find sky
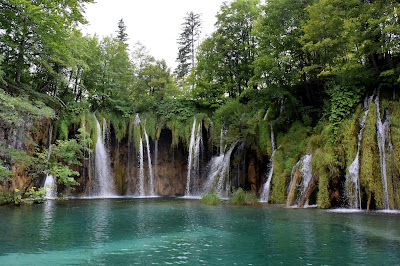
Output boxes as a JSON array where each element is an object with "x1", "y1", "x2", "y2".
[{"x1": 81, "y1": 0, "x2": 232, "y2": 70}]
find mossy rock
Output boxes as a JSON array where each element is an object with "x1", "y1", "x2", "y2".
[{"x1": 359, "y1": 101, "x2": 383, "y2": 209}]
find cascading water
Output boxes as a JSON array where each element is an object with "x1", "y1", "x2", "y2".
[
  {"x1": 185, "y1": 118, "x2": 203, "y2": 196},
  {"x1": 260, "y1": 124, "x2": 276, "y2": 203},
  {"x1": 44, "y1": 175, "x2": 56, "y2": 199},
  {"x1": 286, "y1": 154, "x2": 312, "y2": 206},
  {"x1": 138, "y1": 136, "x2": 145, "y2": 196},
  {"x1": 375, "y1": 95, "x2": 390, "y2": 210},
  {"x1": 44, "y1": 124, "x2": 56, "y2": 199},
  {"x1": 204, "y1": 142, "x2": 237, "y2": 196},
  {"x1": 94, "y1": 114, "x2": 116, "y2": 197},
  {"x1": 346, "y1": 95, "x2": 373, "y2": 209},
  {"x1": 144, "y1": 129, "x2": 155, "y2": 196},
  {"x1": 299, "y1": 154, "x2": 313, "y2": 200}
]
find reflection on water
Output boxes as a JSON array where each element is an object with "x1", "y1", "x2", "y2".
[
  {"x1": 0, "y1": 199, "x2": 399, "y2": 265},
  {"x1": 40, "y1": 200, "x2": 55, "y2": 242}
]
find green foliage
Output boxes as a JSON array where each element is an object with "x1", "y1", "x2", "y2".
[
  {"x1": 201, "y1": 193, "x2": 222, "y2": 205},
  {"x1": 0, "y1": 187, "x2": 45, "y2": 205},
  {"x1": 328, "y1": 85, "x2": 363, "y2": 131},
  {"x1": 0, "y1": 160, "x2": 12, "y2": 181},
  {"x1": 270, "y1": 122, "x2": 311, "y2": 203},
  {"x1": 108, "y1": 112, "x2": 128, "y2": 141},
  {"x1": 257, "y1": 118, "x2": 272, "y2": 157},
  {"x1": 175, "y1": 12, "x2": 202, "y2": 78},
  {"x1": 48, "y1": 128, "x2": 92, "y2": 190},
  {"x1": 229, "y1": 188, "x2": 259, "y2": 205},
  {"x1": 143, "y1": 112, "x2": 157, "y2": 140},
  {"x1": 25, "y1": 187, "x2": 46, "y2": 203},
  {"x1": 213, "y1": 99, "x2": 257, "y2": 147},
  {"x1": 156, "y1": 99, "x2": 196, "y2": 122},
  {"x1": 0, "y1": 89, "x2": 55, "y2": 127},
  {"x1": 336, "y1": 104, "x2": 362, "y2": 168}
]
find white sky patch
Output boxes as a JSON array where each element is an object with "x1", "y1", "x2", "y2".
[{"x1": 81, "y1": 0, "x2": 231, "y2": 70}]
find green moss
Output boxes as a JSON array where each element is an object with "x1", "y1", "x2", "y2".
[
  {"x1": 312, "y1": 147, "x2": 338, "y2": 209},
  {"x1": 128, "y1": 117, "x2": 134, "y2": 140},
  {"x1": 133, "y1": 122, "x2": 141, "y2": 151},
  {"x1": 84, "y1": 110, "x2": 97, "y2": 149},
  {"x1": 337, "y1": 104, "x2": 362, "y2": 169},
  {"x1": 143, "y1": 112, "x2": 157, "y2": 140},
  {"x1": 269, "y1": 122, "x2": 311, "y2": 203},
  {"x1": 257, "y1": 119, "x2": 272, "y2": 157},
  {"x1": 114, "y1": 164, "x2": 125, "y2": 194},
  {"x1": 389, "y1": 100, "x2": 400, "y2": 209},
  {"x1": 109, "y1": 112, "x2": 128, "y2": 141},
  {"x1": 359, "y1": 101, "x2": 383, "y2": 208}
]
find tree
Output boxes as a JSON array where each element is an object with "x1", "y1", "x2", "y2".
[
  {"x1": 0, "y1": 0, "x2": 94, "y2": 90},
  {"x1": 252, "y1": 0, "x2": 313, "y2": 122},
  {"x1": 175, "y1": 12, "x2": 201, "y2": 78},
  {"x1": 116, "y1": 18, "x2": 128, "y2": 44},
  {"x1": 193, "y1": 0, "x2": 260, "y2": 100},
  {"x1": 302, "y1": 0, "x2": 400, "y2": 89}
]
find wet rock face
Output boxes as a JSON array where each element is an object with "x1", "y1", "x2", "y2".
[
  {"x1": 248, "y1": 156, "x2": 257, "y2": 193},
  {"x1": 155, "y1": 129, "x2": 186, "y2": 196}
]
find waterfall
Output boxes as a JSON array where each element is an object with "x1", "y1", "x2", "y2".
[
  {"x1": 299, "y1": 154, "x2": 313, "y2": 200},
  {"x1": 346, "y1": 95, "x2": 373, "y2": 209},
  {"x1": 204, "y1": 142, "x2": 237, "y2": 196},
  {"x1": 144, "y1": 129, "x2": 155, "y2": 196},
  {"x1": 185, "y1": 118, "x2": 203, "y2": 196},
  {"x1": 375, "y1": 95, "x2": 390, "y2": 210},
  {"x1": 192, "y1": 122, "x2": 202, "y2": 194},
  {"x1": 44, "y1": 124, "x2": 56, "y2": 199},
  {"x1": 138, "y1": 137, "x2": 145, "y2": 196},
  {"x1": 94, "y1": 114, "x2": 116, "y2": 197},
  {"x1": 44, "y1": 175, "x2": 56, "y2": 199},
  {"x1": 286, "y1": 154, "x2": 312, "y2": 206},
  {"x1": 260, "y1": 124, "x2": 276, "y2": 203}
]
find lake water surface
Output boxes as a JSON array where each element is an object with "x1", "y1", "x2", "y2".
[{"x1": 0, "y1": 198, "x2": 399, "y2": 265}]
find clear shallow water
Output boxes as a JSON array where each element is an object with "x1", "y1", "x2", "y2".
[{"x1": 0, "y1": 199, "x2": 399, "y2": 265}]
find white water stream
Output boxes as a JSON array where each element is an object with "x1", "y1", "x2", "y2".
[{"x1": 94, "y1": 114, "x2": 116, "y2": 197}]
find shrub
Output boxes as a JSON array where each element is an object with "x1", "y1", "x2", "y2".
[
  {"x1": 229, "y1": 188, "x2": 259, "y2": 205},
  {"x1": 201, "y1": 193, "x2": 221, "y2": 205}
]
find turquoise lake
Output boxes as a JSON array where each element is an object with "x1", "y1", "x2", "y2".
[{"x1": 0, "y1": 198, "x2": 399, "y2": 265}]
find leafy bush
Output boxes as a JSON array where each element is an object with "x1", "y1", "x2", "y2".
[
  {"x1": 156, "y1": 99, "x2": 196, "y2": 122},
  {"x1": 328, "y1": 84, "x2": 363, "y2": 132},
  {"x1": 48, "y1": 128, "x2": 92, "y2": 190},
  {"x1": 229, "y1": 188, "x2": 259, "y2": 205},
  {"x1": 0, "y1": 187, "x2": 46, "y2": 205},
  {"x1": 25, "y1": 187, "x2": 46, "y2": 203},
  {"x1": 201, "y1": 193, "x2": 222, "y2": 205},
  {"x1": 0, "y1": 160, "x2": 12, "y2": 181}
]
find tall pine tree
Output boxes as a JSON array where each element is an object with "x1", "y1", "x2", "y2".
[
  {"x1": 175, "y1": 12, "x2": 201, "y2": 78},
  {"x1": 116, "y1": 19, "x2": 128, "y2": 43}
]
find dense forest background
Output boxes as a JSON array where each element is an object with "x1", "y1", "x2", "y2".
[{"x1": 1, "y1": 0, "x2": 399, "y2": 208}]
